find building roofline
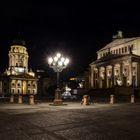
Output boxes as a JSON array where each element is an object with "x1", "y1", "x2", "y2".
[{"x1": 97, "y1": 37, "x2": 140, "y2": 53}]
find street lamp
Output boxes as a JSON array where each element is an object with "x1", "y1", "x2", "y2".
[{"x1": 48, "y1": 52, "x2": 69, "y2": 105}]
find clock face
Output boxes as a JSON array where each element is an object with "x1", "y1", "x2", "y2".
[{"x1": 14, "y1": 67, "x2": 24, "y2": 73}]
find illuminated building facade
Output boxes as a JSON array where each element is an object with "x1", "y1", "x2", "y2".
[
  {"x1": 0, "y1": 39, "x2": 38, "y2": 103},
  {"x1": 89, "y1": 31, "x2": 140, "y2": 89}
]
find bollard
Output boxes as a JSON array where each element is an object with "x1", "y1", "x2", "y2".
[
  {"x1": 29, "y1": 95, "x2": 34, "y2": 105},
  {"x1": 18, "y1": 95, "x2": 23, "y2": 104},
  {"x1": 110, "y1": 94, "x2": 114, "y2": 104},
  {"x1": 130, "y1": 94, "x2": 135, "y2": 103},
  {"x1": 53, "y1": 88, "x2": 62, "y2": 105},
  {"x1": 10, "y1": 94, "x2": 14, "y2": 103},
  {"x1": 82, "y1": 95, "x2": 90, "y2": 105}
]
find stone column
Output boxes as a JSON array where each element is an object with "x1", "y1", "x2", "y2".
[
  {"x1": 97, "y1": 68, "x2": 100, "y2": 88},
  {"x1": 10, "y1": 94, "x2": 14, "y2": 103},
  {"x1": 111, "y1": 65, "x2": 114, "y2": 87},
  {"x1": 18, "y1": 95, "x2": 23, "y2": 104},
  {"x1": 135, "y1": 63, "x2": 138, "y2": 87},
  {"x1": 106, "y1": 67, "x2": 109, "y2": 88},
  {"x1": 15, "y1": 80, "x2": 18, "y2": 94},
  {"x1": 92, "y1": 68, "x2": 95, "y2": 88},
  {"x1": 29, "y1": 94, "x2": 34, "y2": 105},
  {"x1": 110, "y1": 94, "x2": 114, "y2": 104},
  {"x1": 90, "y1": 67, "x2": 94, "y2": 88},
  {"x1": 104, "y1": 66, "x2": 107, "y2": 88},
  {"x1": 120, "y1": 63, "x2": 123, "y2": 85},
  {"x1": 129, "y1": 60, "x2": 132, "y2": 86},
  {"x1": 130, "y1": 94, "x2": 135, "y2": 103},
  {"x1": 98, "y1": 68, "x2": 101, "y2": 88}
]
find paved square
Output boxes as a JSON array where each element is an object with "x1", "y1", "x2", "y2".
[{"x1": 0, "y1": 102, "x2": 140, "y2": 140}]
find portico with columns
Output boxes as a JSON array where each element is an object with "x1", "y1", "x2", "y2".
[
  {"x1": 90, "y1": 54, "x2": 140, "y2": 89},
  {"x1": 89, "y1": 31, "x2": 140, "y2": 89}
]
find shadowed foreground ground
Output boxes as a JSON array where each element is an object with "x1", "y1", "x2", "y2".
[{"x1": 0, "y1": 102, "x2": 140, "y2": 140}]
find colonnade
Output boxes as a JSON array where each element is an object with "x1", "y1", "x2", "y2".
[{"x1": 90, "y1": 61, "x2": 137, "y2": 88}]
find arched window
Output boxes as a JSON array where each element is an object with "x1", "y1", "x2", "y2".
[
  {"x1": 17, "y1": 89, "x2": 20, "y2": 93},
  {"x1": 33, "y1": 90, "x2": 35, "y2": 94},
  {"x1": 28, "y1": 90, "x2": 30, "y2": 93}
]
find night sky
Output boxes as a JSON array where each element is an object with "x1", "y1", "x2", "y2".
[{"x1": 0, "y1": 0, "x2": 140, "y2": 78}]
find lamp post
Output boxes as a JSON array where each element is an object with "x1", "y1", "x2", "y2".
[{"x1": 48, "y1": 53, "x2": 69, "y2": 105}]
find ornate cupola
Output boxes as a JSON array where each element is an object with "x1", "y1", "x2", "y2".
[{"x1": 7, "y1": 39, "x2": 29, "y2": 75}]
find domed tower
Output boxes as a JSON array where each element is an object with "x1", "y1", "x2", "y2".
[{"x1": 7, "y1": 39, "x2": 29, "y2": 75}]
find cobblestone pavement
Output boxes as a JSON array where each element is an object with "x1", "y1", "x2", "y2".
[{"x1": 0, "y1": 102, "x2": 140, "y2": 140}]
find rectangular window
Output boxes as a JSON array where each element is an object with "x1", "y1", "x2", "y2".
[
  {"x1": 122, "y1": 48, "x2": 124, "y2": 53},
  {"x1": 131, "y1": 44, "x2": 134, "y2": 50},
  {"x1": 125, "y1": 47, "x2": 127, "y2": 52},
  {"x1": 119, "y1": 48, "x2": 121, "y2": 54},
  {"x1": 4, "y1": 89, "x2": 7, "y2": 93},
  {"x1": 12, "y1": 89, "x2": 14, "y2": 93}
]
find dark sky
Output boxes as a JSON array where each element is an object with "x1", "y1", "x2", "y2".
[{"x1": 0, "y1": 0, "x2": 140, "y2": 78}]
